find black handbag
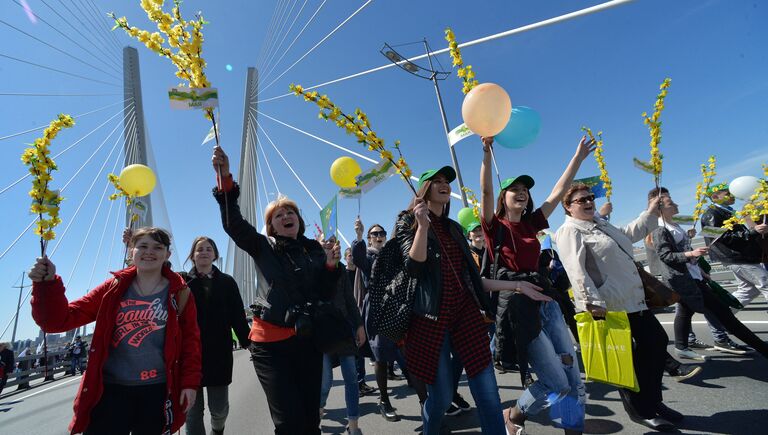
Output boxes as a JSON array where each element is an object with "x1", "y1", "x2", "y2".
[{"x1": 369, "y1": 237, "x2": 416, "y2": 343}]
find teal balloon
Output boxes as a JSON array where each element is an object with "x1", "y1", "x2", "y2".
[
  {"x1": 457, "y1": 207, "x2": 478, "y2": 228},
  {"x1": 495, "y1": 106, "x2": 541, "y2": 149}
]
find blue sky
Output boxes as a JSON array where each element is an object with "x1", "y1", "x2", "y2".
[{"x1": 1, "y1": 0, "x2": 766, "y2": 342}]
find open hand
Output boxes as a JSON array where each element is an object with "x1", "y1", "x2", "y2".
[
  {"x1": 515, "y1": 281, "x2": 552, "y2": 302},
  {"x1": 180, "y1": 388, "x2": 197, "y2": 413},
  {"x1": 575, "y1": 135, "x2": 597, "y2": 161}
]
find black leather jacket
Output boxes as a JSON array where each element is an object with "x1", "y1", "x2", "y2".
[
  {"x1": 701, "y1": 205, "x2": 762, "y2": 264},
  {"x1": 214, "y1": 184, "x2": 340, "y2": 327},
  {"x1": 394, "y1": 211, "x2": 493, "y2": 319}
]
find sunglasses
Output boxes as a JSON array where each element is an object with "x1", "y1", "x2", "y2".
[
  {"x1": 570, "y1": 194, "x2": 596, "y2": 205},
  {"x1": 369, "y1": 230, "x2": 387, "y2": 238}
]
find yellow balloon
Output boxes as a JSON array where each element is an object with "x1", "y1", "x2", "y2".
[
  {"x1": 330, "y1": 157, "x2": 362, "y2": 188},
  {"x1": 461, "y1": 83, "x2": 512, "y2": 137},
  {"x1": 119, "y1": 164, "x2": 156, "y2": 197}
]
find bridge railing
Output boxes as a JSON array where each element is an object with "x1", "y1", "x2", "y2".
[{"x1": 3, "y1": 350, "x2": 87, "y2": 392}]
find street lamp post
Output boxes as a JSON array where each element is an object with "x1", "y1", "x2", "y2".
[{"x1": 381, "y1": 40, "x2": 469, "y2": 206}]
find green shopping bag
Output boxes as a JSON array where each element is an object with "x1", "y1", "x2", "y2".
[{"x1": 575, "y1": 311, "x2": 639, "y2": 392}]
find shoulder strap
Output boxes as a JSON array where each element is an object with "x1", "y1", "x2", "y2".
[
  {"x1": 593, "y1": 224, "x2": 635, "y2": 262},
  {"x1": 489, "y1": 222, "x2": 505, "y2": 279},
  {"x1": 176, "y1": 287, "x2": 191, "y2": 315}
]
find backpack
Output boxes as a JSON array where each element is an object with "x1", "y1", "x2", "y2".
[{"x1": 368, "y1": 236, "x2": 418, "y2": 342}]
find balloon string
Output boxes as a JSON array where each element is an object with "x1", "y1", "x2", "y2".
[{"x1": 490, "y1": 147, "x2": 502, "y2": 187}]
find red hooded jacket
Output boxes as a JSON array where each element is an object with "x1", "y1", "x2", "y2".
[{"x1": 31, "y1": 266, "x2": 202, "y2": 434}]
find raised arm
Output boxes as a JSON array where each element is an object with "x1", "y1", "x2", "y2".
[
  {"x1": 480, "y1": 137, "x2": 496, "y2": 224},
  {"x1": 540, "y1": 136, "x2": 596, "y2": 218},
  {"x1": 212, "y1": 146, "x2": 270, "y2": 260},
  {"x1": 395, "y1": 210, "x2": 427, "y2": 278}
]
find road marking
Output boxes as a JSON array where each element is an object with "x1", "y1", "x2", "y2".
[
  {"x1": 658, "y1": 320, "x2": 768, "y2": 325},
  {"x1": 16, "y1": 375, "x2": 82, "y2": 401}
]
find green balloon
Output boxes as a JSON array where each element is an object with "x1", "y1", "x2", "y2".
[{"x1": 457, "y1": 207, "x2": 478, "y2": 228}]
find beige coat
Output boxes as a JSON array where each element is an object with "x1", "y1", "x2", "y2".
[{"x1": 554, "y1": 212, "x2": 658, "y2": 313}]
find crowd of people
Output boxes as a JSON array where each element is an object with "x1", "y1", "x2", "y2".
[{"x1": 24, "y1": 137, "x2": 767, "y2": 434}]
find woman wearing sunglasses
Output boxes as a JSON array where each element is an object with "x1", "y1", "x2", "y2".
[
  {"x1": 352, "y1": 219, "x2": 409, "y2": 422},
  {"x1": 480, "y1": 136, "x2": 594, "y2": 435},
  {"x1": 555, "y1": 183, "x2": 682, "y2": 432}
]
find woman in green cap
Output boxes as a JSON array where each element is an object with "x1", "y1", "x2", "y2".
[
  {"x1": 480, "y1": 136, "x2": 595, "y2": 435},
  {"x1": 394, "y1": 166, "x2": 538, "y2": 434}
]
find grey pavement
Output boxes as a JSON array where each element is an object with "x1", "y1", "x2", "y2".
[{"x1": 1, "y1": 301, "x2": 766, "y2": 434}]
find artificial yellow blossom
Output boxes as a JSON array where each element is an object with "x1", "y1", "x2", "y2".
[
  {"x1": 290, "y1": 84, "x2": 416, "y2": 193},
  {"x1": 461, "y1": 186, "x2": 481, "y2": 219},
  {"x1": 445, "y1": 28, "x2": 479, "y2": 94},
  {"x1": 111, "y1": 0, "x2": 214, "y2": 121},
  {"x1": 582, "y1": 126, "x2": 612, "y2": 201},
  {"x1": 641, "y1": 78, "x2": 672, "y2": 185},
  {"x1": 21, "y1": 113, "x2": 74, "y2": 250},
  {"x1": 721, "y1": 165, "x2": 768, "y2": 230},
  {"x1": 107, "y1": 173, "x2": 140, "y2": 223},
  {"x1": 692, "y1": 155, "x2": 717, "y2": 227}
]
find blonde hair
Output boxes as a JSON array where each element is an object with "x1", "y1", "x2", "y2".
[{"x1": 264, "y1": 195, "x2": 305, "y2": 237}]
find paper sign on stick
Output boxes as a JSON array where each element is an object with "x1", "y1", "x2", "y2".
[{"x1": 169, "y1": 87, "x2": 219, "y2": 110}]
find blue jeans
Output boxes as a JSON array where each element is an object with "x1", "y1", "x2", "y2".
[
  {"x1": 320, "y1": 354, "x2": 359, "y2": 420},
  {"x1": 517, "y1": 301, "x2": 585, "y2": 430},
  {"x1": 422, "y1": 334, "x2": 505, "y2": 435}
]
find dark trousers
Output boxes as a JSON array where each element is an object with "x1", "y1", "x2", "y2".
[
  {"x1": 250, "y1": 336, "x2": 322, "y2": 435},
  {"x1": 675, "y1": 282, "x2": 768, "y2": 357},
  {"x1": 620, "y1": 311, "x2": 668, "y2": 419},
  {"x1": 356, "y1": 355, "x2": 366, "y2": 384},
  {"x1": 85, "y1": 383, "x2": 166, "y2": 435}
]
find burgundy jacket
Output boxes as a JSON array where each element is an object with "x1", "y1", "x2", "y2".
[{"x1": 31, "y1": 266, "x2": 202, "y2": 434}]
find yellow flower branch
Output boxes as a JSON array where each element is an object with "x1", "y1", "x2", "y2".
[
  {"x1": 692, "y1": 155, "x2": 716, "y2": 228},
  {"x1": 461, "y1": 186, "x2": 481, "y2": 219},
  {"x1": 722, "y1": 164, "x2": 768, "y2": 230},
  {"x1": 289, "y1": 84, "x2": 416, "y2": 194},
  {"x1": 445, "y1": 28, "x2": 479, "y2": 95},
  {"x1": 107, "y1": 173, "x2": 140, "y2": 224},
  {"x1": 110, "y1": 0, "x2": 215, "y2": 121},
  {"x1": 641, "y1": 78, "x2": 671, "y2": 186},
  {"x1": 20, "y1": 113, "x2": 75, "y2": 253},
  {"x1": 581, "y1": 126, "x2": 612, "y2": 201}
]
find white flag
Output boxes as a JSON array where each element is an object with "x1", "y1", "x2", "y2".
[
  {"x1": 448, "y1": 123, "x2": 474, "y2": 146},
  {"x1": 201, "y1": 125, "x2": 219, "y2": 146}
]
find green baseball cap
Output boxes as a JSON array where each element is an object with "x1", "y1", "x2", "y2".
[
  {"x1": 707, "y1": 182, "x2": 729, "y2": 196},
  {"x1": 418, "y1": 165, "x2": 456, "y2": 188},
  {"x1": 500, "y1": 175, "x2": 535, "y2": 191},
  {"x1": 464, "y1": 221, "x2": 482, "y2": 234}
]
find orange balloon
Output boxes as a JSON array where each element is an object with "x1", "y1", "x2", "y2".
[{"x1": 461, "y1": 83, "x2": 512, "y2": 137}]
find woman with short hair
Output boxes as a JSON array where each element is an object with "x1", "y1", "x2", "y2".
[
  {"x1": 555, "y1": 183, "x2": 679, "y2": 432},
  {"x1": 212, "y1": 146, "x2": 341, "y2": 434}
]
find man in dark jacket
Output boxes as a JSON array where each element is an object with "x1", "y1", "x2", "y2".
[
  {"x1": 70, "y1": 336, "x2": 87, "y2": 375},
  {"x1": 702, "y1": 184, "x2": 768, "y2": 315}
]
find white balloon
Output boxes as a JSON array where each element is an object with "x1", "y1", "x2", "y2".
[{"x1": 729, "y1": 176, "x2": 761, "y2": 200}]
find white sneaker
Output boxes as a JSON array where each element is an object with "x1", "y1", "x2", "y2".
[{"x1": 674, "y1": 347, "x2": 708, "y2": 361}]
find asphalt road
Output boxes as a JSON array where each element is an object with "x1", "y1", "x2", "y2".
[{"x1": 2, "y1": 301, "x2": 766, "y2": 435}]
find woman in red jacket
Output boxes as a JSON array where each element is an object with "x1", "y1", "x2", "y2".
[{"x1": 29, "y1": 227, "x2": 202, "y2": 434}]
